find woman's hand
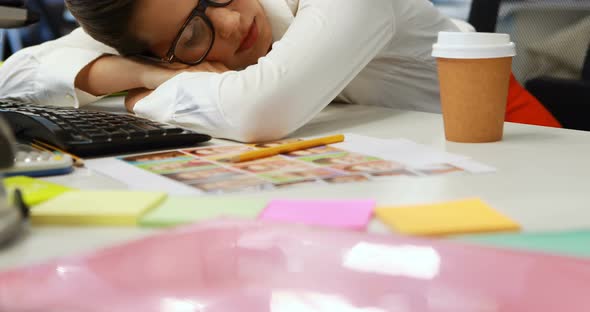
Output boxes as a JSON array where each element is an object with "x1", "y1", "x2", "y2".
[{"x1": 125, "y1": 88, "x2": 153, "y2": 112}]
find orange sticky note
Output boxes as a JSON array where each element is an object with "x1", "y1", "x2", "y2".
[{"x1": 375, "y1": 198, "x2": 520, "y2": 236}]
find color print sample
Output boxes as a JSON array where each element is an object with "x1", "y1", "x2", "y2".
[
  {"x1": 415, "y1": 164, "x2": 465, "y2": 176},
  {"x1": 163, "y1": 167, "x2": 241, "y2": 183},
  {"x1": 260, "y1": 168, "x2": 340, "y2": 184},
  {"x1": 122, "y1": 151, "x2": 188, "y2": 162},
  {"x1": 297, "y1": 152, "x2": 380, "y2": 167},
  {"x1": 283, "y1": 145, "x2": 344, "y2": 157},
  {"x1": 232, "y1": 157, "x2": 314, "y2": 174},
  {"x1": 136, "y1": 159, "x2": 217, "y2": 175},
  {"x1": 119, "y1": 142, "x2": 418, "y2": 194},
  {"x1": 371, "y1": 169, "x2": 418, "y2": 177},
  {"x1": 323, "y1": 174, "x2": 371, "y2": 184},
  {"x1": 183, "y1": 145, "x2": 255, "y2": 160},
  {"x1": 330, "y1": 159, "x2": 405, "y2": 174},
  {"x1": 190, "y1": 175, "x2": 271, "y2": 193}
]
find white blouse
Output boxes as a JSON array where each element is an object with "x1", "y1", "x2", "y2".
[{"x1": 0, "y1": 0, "x2": 467, "y2": 142}]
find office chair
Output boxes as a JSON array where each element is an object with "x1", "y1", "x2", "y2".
[
  {"x1": 468, "y1": 0, "x2": 590, "y2": 131},
  {"x1": 526, "y1": 47, "x2": 590, "y2": 131},
  {"x1": 467, "y1": 0, "x2": 501, "y2": 33},
  {"x1": 0, "y1": 0, "x2": 39, "y2": 60},
  {"x1": 1, "y1": 0, "x2": 75, "y2": 60}
]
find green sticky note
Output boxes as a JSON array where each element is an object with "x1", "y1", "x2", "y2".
[
  {"x1": 457, "y1": 230, "x2": 590, "y2": 258},
  {"x1": 140, "y1": 196, "x2": 267, "y2": 227},
  {"x1": 3, "y1": 176, "x2": 74, "y2": 206},
  {"x1": 31, "y1": 191, "x2": 167, "y2": 226}
]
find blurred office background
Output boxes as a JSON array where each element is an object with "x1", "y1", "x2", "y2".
[{"x1": 1, "y1": 0, "x2": 75, "y2": 59}]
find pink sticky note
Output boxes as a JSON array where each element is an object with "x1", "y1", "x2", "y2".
[{"x1": 260, "y1": 199, "x2": 376, "y2": 230}]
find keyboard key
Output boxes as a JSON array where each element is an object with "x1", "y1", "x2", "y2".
[
  {"x1": 86, "y1": 131, "x2": 109, "y2": 139},
  {"x1": 107, "y1": 131, "x2": 127, "y2": 139},
  {"x1": 160, "y1": 125, "x2": 184, "y2": 134},
  {"x1": 70, "y1": 134, "x2": 90, "y2": 141},
  {"x1": 127, "y1": 130, "x2": 147, "y2": 138},
  {"x1": 130, "y1": 123, "x2": 164, "y2": 135}
]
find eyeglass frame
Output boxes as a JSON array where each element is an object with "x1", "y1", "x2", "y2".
[{"x1": 162, "y1": 0, "x2": 234, "y2": 65}]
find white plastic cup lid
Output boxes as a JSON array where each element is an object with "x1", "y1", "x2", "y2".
[{"x1": 432, "y1": 32, "x2": 516, "y2": 59}]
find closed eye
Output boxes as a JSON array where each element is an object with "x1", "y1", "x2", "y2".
[{"x1": 181, "y1": 22, "x2": 204, "y2": 48}]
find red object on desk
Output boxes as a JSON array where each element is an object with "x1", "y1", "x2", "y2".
[
  {"x1": 1, "y1": 220, "x2": 589, "y2": 311},
  {"x1": 506, "y1": 73, "x2": 562, "y2": 128}
]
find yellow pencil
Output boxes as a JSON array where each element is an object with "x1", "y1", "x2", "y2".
[
  {"x1": 33, "y1": 140, "x2": 85, "y2": 167},
  {"x1": 228, "y1": 134, "x2": 345, "y2": 163},
  {"x1": 30, "y1": 142, "x2": 52, "y2": 152}
]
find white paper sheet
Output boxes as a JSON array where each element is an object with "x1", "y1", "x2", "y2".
[
  {"x1": 335, "y1": 134, "x2": 470, "y2": 168},
  {"x1": 85, "y1": 158, "x2": 202, "y2": 195}
]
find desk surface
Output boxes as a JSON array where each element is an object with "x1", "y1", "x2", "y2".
[{"x1": 2, "y1": 103, "x2": 590, "y2": 271}]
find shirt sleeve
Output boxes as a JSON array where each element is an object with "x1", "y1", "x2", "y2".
[
  {"x1": 134, "y1": 0, "x2": 395, "y2": 142},
  {"x1": 0, "y1": 28, "x2": 116, "y2": 108}
]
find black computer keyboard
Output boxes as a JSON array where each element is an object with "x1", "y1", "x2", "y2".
[{"x1": 0, "y1": 100, "x2": 211, "y2": 157}]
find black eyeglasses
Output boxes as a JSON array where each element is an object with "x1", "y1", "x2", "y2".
[{"x1": 163, "y1": 0, "x2": 234, "y2": 65}]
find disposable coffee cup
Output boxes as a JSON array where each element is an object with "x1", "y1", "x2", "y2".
[{"x1": 432, "y1": 32, "x2": 516, "y2": 143}]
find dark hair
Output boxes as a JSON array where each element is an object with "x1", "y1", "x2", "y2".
[{"x1": 65, "y1": 0, "x2": 148, "y2": 56}]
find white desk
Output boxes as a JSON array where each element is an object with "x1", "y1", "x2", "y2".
[{"x1": 2, "y1": 104, "x2": 590, "y2": 271}]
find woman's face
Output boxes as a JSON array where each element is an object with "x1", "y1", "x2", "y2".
[{"x1": 133, "y1": 0, "x2": 273, "y2": 70}]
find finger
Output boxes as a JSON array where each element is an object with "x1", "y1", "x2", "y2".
[
  {"x1": 125, "y1": 89, "x2": 153, "y2": 112},
  {"x1": 124, "y1": 94, "x2": 136, "y2": 113}
]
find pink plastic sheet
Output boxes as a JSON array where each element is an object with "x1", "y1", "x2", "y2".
[{"x1": 1, "y1": 219, "x2": 590, "y2": 311}]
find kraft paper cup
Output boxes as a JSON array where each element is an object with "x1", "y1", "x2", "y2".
[{"x1": 433, "y1": 32, "x2": 516, "y2": 143}]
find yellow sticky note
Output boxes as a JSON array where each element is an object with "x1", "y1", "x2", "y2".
[
  {"x1": 376, "y1": 198, "x2": 520, "y2": 236},
  {"x1": 31, "y1": 191, "x2": 167, "y2": 226},
  {"x1": 3, "y1": 176, "x2": 74, "y2": 206}
]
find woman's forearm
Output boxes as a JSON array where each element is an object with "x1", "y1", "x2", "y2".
[{"x1": 74, "y1": 55, "x2": 175, "y2": 96}]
